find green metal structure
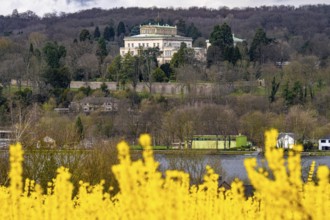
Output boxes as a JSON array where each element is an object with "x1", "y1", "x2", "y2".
[{"x1": 189, "y1": 135, "x2": 248, "y2": 149}]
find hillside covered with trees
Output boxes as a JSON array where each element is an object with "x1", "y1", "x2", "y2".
[{"x1": 0, "y1": 5, "x2": 330, "y2": 149}]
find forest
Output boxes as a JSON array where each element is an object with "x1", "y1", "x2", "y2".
[{"x1": 0, "y1": 5, "x2": 330, "y2": 149}]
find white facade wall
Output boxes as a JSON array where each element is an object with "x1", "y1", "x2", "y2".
[
  {"x1": 318, "y1": 138, "x2": 330, "y2": 150},
  {"x1": 277, "y1": 135, "x2": 295, "y2": 149},
  {"x1": 120, "y1": 24, "x2": 193, "y2": 64}
]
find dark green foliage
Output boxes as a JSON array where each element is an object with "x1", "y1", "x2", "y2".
[
  {"x1": 96, "y1": 37, "x2": 108, "y2": 64},
  {"x1": 153, "y1": 67, "x2": 168, "y2": 82},
  {"x1": 93, "y1": 26, "x2": 101, "y2": 39},
  {"x1": 231, "y1": 46, "x2": 242, "y2": 65},
  {"x1": 206, "y1": 45, "x2": 221, "y2": 67},
  {"x1": 100, "y1": 82, "x2": 109, "y2": 96},
  {"x1": 249, "y1": 28, "x2": 272, "y2": 63},
  {"x1": 117, "y1": 21, "x2": 126, "y2": 37},
  {"x1": 13, "y1": 88, "x2": 33, "y2": 107},
  {"x1": 42, "y1": 42, "x2": 70, "y2": 90},
  {"x1": 210, "y1": 23, "x2": 233, "y2": 49},
  {"x1": 0, "y1": 86, "x2": 8, "y2": 125},
  {"x1": 120, "y1": 53, "x2": 134, "y2": 86},
  {"x1": 43, "y1": 42, "x2": 66, "y2": 69},
  {"x1": 103, "y1": 26, "x2": 115, "y2": 41},
  {"x1": 303, "y1": 141, "x2": 315, "y2": 151},
  {"x1": 171, "y1": 42, "x2": 187, "y2": 68},
  {"x1": 170, "y1": 42, "x2": 195, "y2": 68},
  {"x1": 43, "y1": 67, "x2": 70, "y2": 89},
  {"x1": 160, "y1": 63, "x2": 173, "y2": 80},
  {"x1": 208, "y1": 23, "x2": 240, "y2": 65},
  {"x1": 75, "y1": 116, "x2": 84, "y2": 140},
  {"x1": 186, "y1": 23, "x2": 202, "y2": 41},
  {"x1": 282, "y1": 81, "x2": 306, "y2": 106},
  {"x1": 79, "y1": 86, "x2": 92, "y2": 96},
  {"x1": 79, "y1": 29, "x2": 91, "y2": 42},
  {"x1": 269, "y1": 77, "x2": 280, "y2": 103},
  {"x1": 107, "y1": 55, "x2": 122, "y2": 83},
  {"x1": 0, "y1": 86, "x2": 7, "y2": 106},
  {"x1": 130, "y1": 25, "x2": 140, "y2": 36},
  {"x1": 29, "y1": 43, "x2": 34, "y2": 53},
  {"x1": 176, "y1": 19, "x2": 186, "y2": 35}
]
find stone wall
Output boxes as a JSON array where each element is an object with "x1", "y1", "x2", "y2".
[{"x1": 70, "y1": 81, "x2": 263, "y2": 95}]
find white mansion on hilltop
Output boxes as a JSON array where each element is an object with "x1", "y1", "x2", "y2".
[
  {"x1": 120, "y1": 24, "x2": 245, "y2": 64},
  {"x1": 120, "y1": 24, "x2": 194, "y2": 64}
]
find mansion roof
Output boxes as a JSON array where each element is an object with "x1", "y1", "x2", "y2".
[{"x1": 124, "y1": 34, "x2": 192, "y2": 41}]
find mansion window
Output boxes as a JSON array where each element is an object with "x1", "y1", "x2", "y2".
[
  {"x1": 165, "y1": 51, "x2": 171, "y2": 57},
  {"x1": 128, "y1": 43, "x2": 130, "y2": 47}
]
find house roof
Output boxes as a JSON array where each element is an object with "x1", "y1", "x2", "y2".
[
  {"x1": 278, "y1": 132, "x2": 296, "y2": 140},
  {"x1": 124, "y1": 34, "x2": 192, "y2": 41},
  {"x1": 79, "y1": 97, "x2": 118, "y2": 105},
  {"x1": 320, "y1": 136, "x2": 330, "y2": 140}
]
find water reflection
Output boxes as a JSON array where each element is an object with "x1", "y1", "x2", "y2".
[{"x1": 155, "y1": 153, "x2": 330, "y2": 183}]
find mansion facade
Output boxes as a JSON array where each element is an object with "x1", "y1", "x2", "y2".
[{"x1": 120, "y1": 24, "x2": 194, "y2": 64}]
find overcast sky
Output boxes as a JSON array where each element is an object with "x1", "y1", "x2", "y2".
[{"x1": 0, "y1": 0, "x2": 329, "y2": 17}]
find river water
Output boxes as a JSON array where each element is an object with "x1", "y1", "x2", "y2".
[{"x1": 154, "y1": 153, "x2": 330, "y2": 183}]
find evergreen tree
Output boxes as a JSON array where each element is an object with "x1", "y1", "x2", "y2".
[
  {"x1": 117, "y1": 21, "x2": 126, "y2": 37},
  {"x1": 43, "y1": 42, "x2": 66, "y2": 69},
  {"x1": 249, "y1": 28, "x2": 272, "y2": 63},
  {"x1": 170, "y1": 42, "x2": 195, "y2": 68},
  {"x1": 79, "y1": 29, "x2": 91, "y2": 42},
  {"x1": 208, "y1": 23, "x2": 239, "y2": 64},
  {"x1": 103, "y1": 26, "x2": 115, "y2": 41},
  {"x1": 42, "y1": 42, "x2": 70, "y2": 89},
  {"x1": 186, "y1": 23, "x2": 202, "y2": 42},
  {"x1": 176, "y1": 19, "x2": 186, "y2": 36},
  {"x1": 231, "y1": 46, "x2": 242, "y2": 65},
  {"x1": 152, "y1": 67, "x2": 167, "y2": 82},
  {"x1": 75, "y1": 116, "x2": 84, "y2": 140},
  {"x1": 130, "y1": 25, "x2": 140, "y2": 36},
  {"x1": 210, "y1": 23, "x2": 233, "y2": 50},
  {"x1": 108, "y1": 55, "x2": 122, "y2": 86},
  {"x1": 96, "y1": 38, "x2": 108, "y2": 64},
  {"x1": 93, "y1": 26, "x2": 101, "y2": 40},
  {"x1": 160, "y1": 63, "x2": 173, "y2": 80}
]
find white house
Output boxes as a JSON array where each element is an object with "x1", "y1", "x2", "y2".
[
  {"x1": 120, "y1": 24, "x2": 193, "y2": 64},
  {"x1": 277, "y1": 133, "x2": 296, "y2": 149},
  {"x1": 318, "y1": 136, "x2": 330, "y2": 150}
]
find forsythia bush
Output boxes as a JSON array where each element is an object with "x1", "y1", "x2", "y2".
[{"x1": 0, "y1": 129, "x2": 329, "y2": 219}]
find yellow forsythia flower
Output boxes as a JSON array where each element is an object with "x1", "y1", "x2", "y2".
[{"x1": 0, "y1": 132, "x2": 328, "y2": 220}]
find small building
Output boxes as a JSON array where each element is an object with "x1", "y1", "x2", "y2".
[
  {"x1": 318, "y1": 136, "x2": 330, "y2": 150},
  {"x1": 277, "y1": 133, "x2": 296, "y2": 149},
  {"x1": 70, "y1": 97, "x2": 119, "y2": 113},
  {"x1": 190, "y1": 135, "x2": 248, "y2": 150}
]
